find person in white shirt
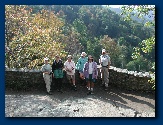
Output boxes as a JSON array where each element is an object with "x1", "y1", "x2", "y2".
[
  {"x1": 83, "y1": 55, "x2": 98, "y2": 95},
  {"x1": 99, "y1": 49, "x2": 111, "y2": 91},
  {"x1": 64, "y1": 55, "x2": 77, "y2": 91}
]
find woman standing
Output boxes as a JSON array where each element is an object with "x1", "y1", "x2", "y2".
[
  {"x1": 52, "y1": 54, "x2": 64, "y2": 93},
  {"x1": 76, "y1": 52, "x2": 88, "y2": 85},
  {"x1": 64, "y1": 55, "x2": 77, "y2": 91},
  {"x1": 41, "y1": 57, "x2": 52, "y2": 95},
  {"x1": 83, "y1": 55, "x2": 98, "y2": 95}
]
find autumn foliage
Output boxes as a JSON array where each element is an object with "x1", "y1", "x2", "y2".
[{"x1": 5, "y1": 5, "x2": 69, "y2": 69}]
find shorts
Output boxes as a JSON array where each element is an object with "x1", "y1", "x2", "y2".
[
  {"x1": 86, "y1": 74, "x2": 96, "y2": 83},
  {"x1": 66, "y1": 74, "x2": 75, "y2": 81}
]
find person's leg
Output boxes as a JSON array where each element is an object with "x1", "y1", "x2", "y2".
[
  {"x1": 67, "y1": 74, "x2": 72, "y2": 90},
  {"x1": 87, "y1": 81, "x2": 91, "y2": 95},
  {"x1": 101, "y1": 67, "x2": 105, "y2": 86},
  {"x1": 90, "y1": 74, "x2": 95, "y2": 94},
  {"x1": 58, "y1": 78, "x2": 63, "y2": 92},
  {"x1": 55, "y1": 78, "x2": 59, "y2": 91},
  {"x1": 72, "y1": 75, "x2": 77, "y2": 91},
  {"x1": 87, "y1": 74, "x2": 93, "y2": 95},
  {"x1": 66, "y1": 74, "x2": 72, "y2": 85},
  {"x1": 103, "y1": 67, "x2": 109, "y2": 90},
  {"x1": 90, "y1": 82, "x2": 94, "y2": 94},
  {"x1": 44, "y1": 74, "x2": 52, "y2": 94},
  {"x1": 79, "y1": 72, "x2": 84, "y2": 80}
]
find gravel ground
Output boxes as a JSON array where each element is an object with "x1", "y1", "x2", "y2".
[{"x1": 5, "y1": 84, "x2": 155, "y2": 117}]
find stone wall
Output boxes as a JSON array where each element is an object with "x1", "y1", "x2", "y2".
[
  {"x1": 108, "y1": 66, "x2": 154, "y2": 92},
  {"x1": 5, "y1": 66, "x2": 155, "y2": 92}
]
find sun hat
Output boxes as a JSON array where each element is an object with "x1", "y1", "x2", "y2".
[
  {"x1": 44, "y1": 57, "x2": 49, "y2": 61},
  {"x1": 81, "y1": 52, "x2": 87, "y2": 56},
  {"x1": 67, "y1": 55, "x2": 72, "y2": 58},
  {"x1": 102, "y1": 49, "x2": 106, "y2": 53}
]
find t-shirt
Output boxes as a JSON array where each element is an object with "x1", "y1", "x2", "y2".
[
  {"x1": 100, "y1": 54, "x2": 110, "y2": 66},
  {"x1": 88, "y1": 62, "x2": 93, "y2": 74},
  {"x1": 76, "y1": 57, "x2": 88, "y2": 71},
  {"x1": 64, "y1": 61, "x2": 75, "y2": 75},
  {"x1": 41, "y1": 64, "x2": 52, "y2": 73}
]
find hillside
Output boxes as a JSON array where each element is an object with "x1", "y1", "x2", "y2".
[{"x1": 109, "y1": 7, "x2": 154, "y2": 23}]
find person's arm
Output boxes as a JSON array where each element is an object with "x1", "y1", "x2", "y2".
[
  {"x1": 52, "y1": 62, "x2": 54, "y2": 73},
  {"x1": 95, "y1": 62, "x2": 98, "y2": 79},
  {"x1": 60, "y1": 60, "x2": 64, "y2": 69},
  {"x1": 72, "y1": 61, "x2": 75, "y2": 71},
  {"x1": 83, "y1": 62, "x2": 87, "y2": 77},
  {"x1": 99, "y1": 56, "x2": 102, "y2": 65},
  {"x1": 75, "y1": 58, "x2": 80, "y2": 70},
  {"x1": 64, "y1": 62, "x2": 67, "y2": 71},
  {"x1": 41, "y1": 65, "x2": 48, "y2": 74},
  {"x1": 108, "y1": 56, "x2": 110, "y2": 70}
]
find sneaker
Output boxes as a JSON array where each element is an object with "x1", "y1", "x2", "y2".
[
  {"x1": 90, "y1": 91, "x2": 94, "y2": 95},
  {"x1": 72, "y1": 85, "x2": 77, "y2": 91}
]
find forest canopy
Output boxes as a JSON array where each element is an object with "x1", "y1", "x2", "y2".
[{"x1": 5, "y1": 5, "x2": 155, "y2": 73}]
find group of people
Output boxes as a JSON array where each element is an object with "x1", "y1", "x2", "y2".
[{"x1": 41, "y1": 49, "x2": 111, "y2": 95}]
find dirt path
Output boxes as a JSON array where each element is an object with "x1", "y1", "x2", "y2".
[{"x1": 5, "y1": 84, "x2": 155, "y2": 117}]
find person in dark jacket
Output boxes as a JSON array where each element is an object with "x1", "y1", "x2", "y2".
[{"x1": 52, "y1": 54, "x2": 64, "y2": 93}]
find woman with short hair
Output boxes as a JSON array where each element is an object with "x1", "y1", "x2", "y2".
[
  {"x1": 41, "y1": 57, "x2": 52, "y2": 95},
  {"x1": 64, "y1": 55, "x2": 77, "y2": 91},
  {"x1": 52, "y1": 54, "x2": 64, "y2": 93},
  {"x1": 83, "y1": 55, "x2": 98, "y2": 95}
]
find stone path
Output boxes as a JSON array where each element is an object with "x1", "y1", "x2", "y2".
[{"x1": 5, "y1": 85, "x2": 155, "y2": 117}]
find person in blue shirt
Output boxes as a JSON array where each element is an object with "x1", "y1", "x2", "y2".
[{"x1": 76, "y1": 52, "x2": 88, "y2": 85}]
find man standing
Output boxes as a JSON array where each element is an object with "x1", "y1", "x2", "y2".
[{"x1": 99, "y1": 49, "x2": 111, "y2": 91}]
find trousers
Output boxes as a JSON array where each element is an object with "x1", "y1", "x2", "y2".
[
  {"x1": 43, "y1": 73, "x2": 52, "y2": 92},
  {"x1": 101, "y1": 67, "x2": 109, "y2": 87}
]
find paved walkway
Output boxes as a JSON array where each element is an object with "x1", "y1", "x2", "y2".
[{"x1": 5, "y1": 85, "x2": 155, "y2": 117}]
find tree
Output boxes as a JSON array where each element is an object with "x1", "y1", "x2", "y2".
[
  {"x1": 100, "y1": 35, "x2": 121, "y2": 66},
  {"x1": 5, "y1": 5, "x2": 67, "y2": 69},
  {"x1": 121, "y1": 5, "x2": 155, "y2": 88}
]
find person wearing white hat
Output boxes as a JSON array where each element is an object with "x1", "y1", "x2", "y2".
[
  {"x1": 64, "y1": 55, "x2": 77, "y2": 91},
  {"x1": 41, "y1": 57, "x2": 53, "y2": 95},
  {"x1": 76, "y1": 52, "x2": 88, "y2": 85},
  {"x1": 99, "y1": 49, "x2": 111, "y2": 91}
]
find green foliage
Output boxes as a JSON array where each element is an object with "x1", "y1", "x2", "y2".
[
  {"x1": 5, "y1": 5, "x2": 67, "y2": 69},
  {"x1": 121, "y1": 5, "x2": 155, "y2": 88},
  {"x1": 126, "y1": 56, "x2": 151, "y2": 71},
  {"x1": 6, "y1": 5, "x2": 155, "y2": 75},
  {"x1": 100, "y1": 35, "x2": 121, "y2": 66}
]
